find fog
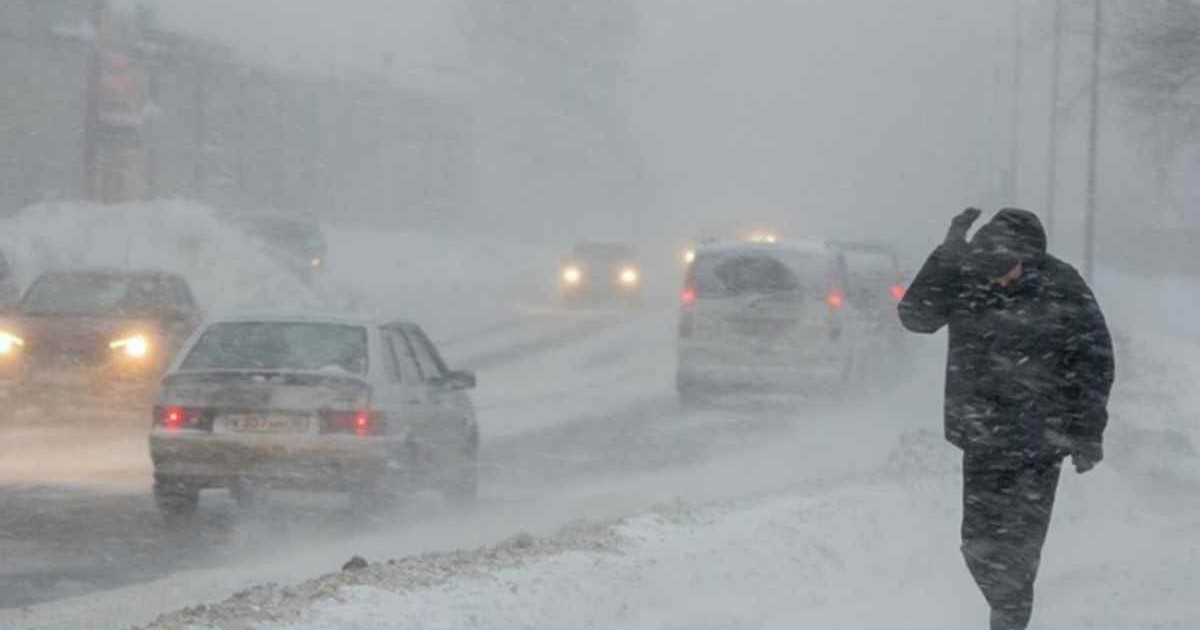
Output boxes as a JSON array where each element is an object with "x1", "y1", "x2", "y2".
[{"x1": 1, "y1": 1, "x2": 1197, "y2": 628}]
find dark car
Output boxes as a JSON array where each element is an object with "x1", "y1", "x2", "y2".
[
  {"x1": 0, "y1": 250, "x2": 18, "y2": 308},
  {"x1": 0, "y1": 268, "x2": 203, "y2": 415},
  {"x1": 233, "y1": 211, "x2": 327, "y2": 283},
  {"x1": 558, "y1": 241, "x2": 644, "y2": 306}
]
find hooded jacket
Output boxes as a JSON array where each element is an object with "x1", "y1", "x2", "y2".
[{"x1": 899, "y1": 209, "x2": 1115, "y2": 454}]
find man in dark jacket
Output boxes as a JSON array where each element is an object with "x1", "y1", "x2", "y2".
[{"x1": 899, "y1": 208, "x2": 1115, "y2": 630}]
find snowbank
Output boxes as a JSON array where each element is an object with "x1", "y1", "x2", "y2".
[
  {"x1": 0, "y1": 201, "x2": 552, "y2": 337},
  {"x1": 0, "y1": 200, "x2": 325, "y2": 313}
]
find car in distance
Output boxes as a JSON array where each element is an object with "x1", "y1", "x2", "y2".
[
  {"x1": 559, "y1": 241, "x2": 644, "y2": 306},
  {"x1": 148, "y1": 315, "x2": 480, "y2": 524},
  {"x1": 225, "y1": 209, "x2": 328, "y2": 284},
  {"x1": 675, "y1": 241, "x2": 873, "y2": 404},
  {"x1": 0, "y1": 268, "x2": 202, "y2": 414}
]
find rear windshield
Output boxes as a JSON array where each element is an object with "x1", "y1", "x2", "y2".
[
  {"x1": 690, "y1": 250, "x2": 829, "y2": 298},
  {"x1": 20, "y1": 274, "x2": 171, "y2": 317},
  {"x1": 842, "y1": 250, "x2": 896, "y2": 277},
  {"x1": 181, "y1": 323, "x2": 368, "y2": 376}
]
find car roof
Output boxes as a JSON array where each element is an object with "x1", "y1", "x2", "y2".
[
  {"x1": 574, "y1": 240, "x2": 634, "y2": 252},
  {"x1": 695, "y1": 240, "x2": 833, "y2": 257},
  {"x1": 203, "y1": 313, "x2": 414, "y2": 329}
]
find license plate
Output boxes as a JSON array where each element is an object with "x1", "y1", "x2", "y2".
[{"x1": 223, "y1": 413, "x2": 312, "y2": 434}]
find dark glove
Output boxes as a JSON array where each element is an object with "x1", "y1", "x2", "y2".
[
  {"x1": 943, "y1": 207, "x2": 983, "y2": 248},
  {"x1": 1071, "y1": 440, "x2": 1103, "y2": 474}
]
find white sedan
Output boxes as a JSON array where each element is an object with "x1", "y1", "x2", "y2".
[{"x1": 148, "y1": 315, "x2": 479, "y2": 524}]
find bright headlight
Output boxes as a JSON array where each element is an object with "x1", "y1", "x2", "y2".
[
  {"x1": 562, "y1": 266, "x2": 583, "y2": 285},
  {"x1": 0, "y1": 331, "x2": 25, "y2": 355},
  {"x1": 619, "y1": 268, "x2": 640, "y2": 286},
  {"x1": 311, "y1": 256, "x2": 323, "y2": 268},
  {"x1": 110, "y1": 334, "x2": 150, "y2": 359},
  {"x1": 683, "y1": 249, "x2": 696, "y2": 265}
]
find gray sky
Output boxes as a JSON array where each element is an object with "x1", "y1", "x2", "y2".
[{"x1": 141, "y1": 0, "x2": 1146, "y2": 262}]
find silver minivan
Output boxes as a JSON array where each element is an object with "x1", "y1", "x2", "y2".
[
  {"x1": 675, "y1": 241, "x2": 876, "y2": 404},
  {"x1": 148, "y1": 315, "x2": 479, "y2": 524}
]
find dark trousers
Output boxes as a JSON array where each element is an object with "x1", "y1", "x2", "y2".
[{"x1": 961, "y1": 451, "x2": 1063, "y2": 630}]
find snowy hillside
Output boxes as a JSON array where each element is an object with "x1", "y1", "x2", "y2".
[{"x1": 0, "y1": 201, "x2": 327, "y2": 313}]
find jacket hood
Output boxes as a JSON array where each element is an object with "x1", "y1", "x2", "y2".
[{"x1": 968, "y1": 208, "x2": 1047, "y2": 277}]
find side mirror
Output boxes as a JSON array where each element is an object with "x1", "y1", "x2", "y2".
[{"x1": 437, "y1": 370, "x2": 476, "y2": 391}]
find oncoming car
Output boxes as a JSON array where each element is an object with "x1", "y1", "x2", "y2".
[
  {"x1": 226, "y1": 210, "x2": 328, "y2": 284},
  {"x1": 0, "y1": 268, "x2": 202, "y2": 413},
  {"x1": 148, "y1": 316, "x2": 480, "y2": 524},
  {"x1": 559, "y1": 241, "x2": 644, "y2": 305},
  {"x1": 675, "y1": 241, "x2": 876, "y2": 404}
]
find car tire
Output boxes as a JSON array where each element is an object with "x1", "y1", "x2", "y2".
[
  {"x1": 446, "y1": 463, "x2": 478, "y2": 506},
  {"x1": 230, "y1": 480, "x2": 268, "y2": 511},
  {"x1": 154, "y1": 480, "x2": 199, "y2": 527},
  {"x1": 676, "y1": 371, "x2": 706, "y2": 409}
]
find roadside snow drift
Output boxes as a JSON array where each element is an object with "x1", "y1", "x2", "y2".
[{"x1": 0, "y1": 201, "x2": 325, "y2": 312}]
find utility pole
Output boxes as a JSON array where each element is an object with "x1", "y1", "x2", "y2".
[
  {"x1": 1009, "y1": 0, "x2": 1024, "y2": 204},
  {"x1": 1084, "y1": 0, "x2": 1103, "y2": 282},
  {"x1": 1045, "y1": 0, "x2": 1064, "y2": 244}
]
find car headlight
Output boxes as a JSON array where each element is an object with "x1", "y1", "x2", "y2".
[
  {"x1": 683, "y1": 249, "x2": 696, "y2": 265},
  {"x1": 311, "y1": 256, "x2": 323, "y2": 268},
  {"x1": 0, "y1": 331, "x2": 25, "y2": 355},
  {"x1": 110, "y1": 334, "x2": 150, "y2": 359},
  {"x1": 619, "y1": 268, "x2": 640, "y2": 286},
  {"x1": 562, "y1": 266, "x2": 583, "y2": 285}
]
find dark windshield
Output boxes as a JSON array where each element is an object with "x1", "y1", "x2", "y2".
[
  {"x1": 573, "y1": 243, "x2": 634, "y2": 263},
  {"x1": 181, "y1": 322, "x2": 368, "y2": 376},
  {"x1": 249, "y1": 218, "x2": 326, "y2": 256},
  {"x1": 691, "y1": 251, "x2": 826, "y2": 298},
  {"x1": 19, "y1": 274, "x2": 171, "y2": 317}
]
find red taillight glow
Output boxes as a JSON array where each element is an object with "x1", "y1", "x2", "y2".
[
  {"x1": 826, "y1": 290, "x2": 845, "y2": 309},
  {"x1": 680, "y1": 286, "x2": 696, "y2": 304},
  {"x1": 890, "y1": 285, "x2": 906, "y2": 300},
  {"x1": 323, "y1": 411, "x2": 379, "y2": 436},
  {"x1": 156, "y1": 406, "x2": 202, "y2": 430}
]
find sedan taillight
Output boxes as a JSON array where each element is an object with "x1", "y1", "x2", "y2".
[
  {"x1": 321, "y1": 411, "x2": 383, "y2": 437},
  {"x1": 153, "y1": 406, "x2": 213, "y2": 431}
]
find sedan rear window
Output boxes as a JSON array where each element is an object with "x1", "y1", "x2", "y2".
[
  {"x1": 181, "y1": 323, "x2": 368, "y2": 376},
  {"x1": 690, "y1": 251, "x2": 827, "y2": 298}
]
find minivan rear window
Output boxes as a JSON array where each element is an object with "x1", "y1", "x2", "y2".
[{"x1": 690, "y1": 251, "x2": 828, "y2": 298}]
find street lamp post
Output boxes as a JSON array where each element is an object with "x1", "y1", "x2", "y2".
[
  {"x1": 1045, "y1": 0, "x2": 1065, "y2": 243},
  {"x1": 1084, "y1": 0, "x2": 1103, "y2": 282}
]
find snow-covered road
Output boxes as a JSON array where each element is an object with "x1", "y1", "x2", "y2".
[{"x1": 0, "y1": 202, "x2": 1197, "y2": 629}]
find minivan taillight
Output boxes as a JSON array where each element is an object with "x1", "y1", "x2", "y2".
[
  {"x1": 321, "y1": 411, "x2": 383, "y2": 437},
  {"x1": 826, "y1": 290, "x2": 845, "y2": 309},
  {"x1": 680, "y1": 285, "x2": 697, "y2": 305},
  {"x1": 153, "y1": 406, "x2": 213, "y2": 431}
]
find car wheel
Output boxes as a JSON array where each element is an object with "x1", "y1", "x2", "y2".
[
  {"x1": 230, "y1": 480, "x2": 268, "y2": 511},
  {"x1": 443, "y1": 436, "x2": 479, "y2": 507},
  {"x1": 676, "y1": 371, "x2": 706, "y2": 409},
  {"x1": 154, "y1": 480, "x2": 199, "y2": 527},
  {"x1": 445, "y1": 462, "x2": 478, "y2": 506}
]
